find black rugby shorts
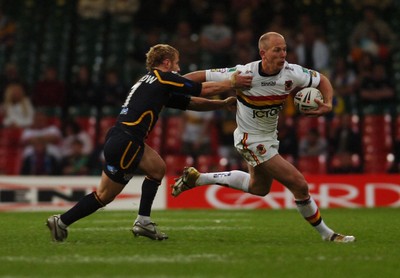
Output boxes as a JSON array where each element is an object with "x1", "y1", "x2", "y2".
[{"x1": 103, "y1": 126, "x2": 144, "y2": 185}]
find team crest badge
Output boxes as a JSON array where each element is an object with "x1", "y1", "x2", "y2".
[
  {"x1": 285, "y1": 80, "x2": 293, "y2": 91},
  {"x1": 106, "y1": 165, "x2": 118, "y2": 175},
  {"x1": 256, "y1": 144, "x2": 266, "y2": 155}
]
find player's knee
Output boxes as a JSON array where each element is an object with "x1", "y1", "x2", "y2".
[
  {"x1": 249, "y1": 185, "x2": 270, "y2": 197},
  {"x1": 290, "y1": 176, "x2": 309, "y2": 199},
  {"x1": 151, "y1": 160, "x2": 166, "y2": 181},
  {"x1": 96, "y1": 190, "x2": 117, "y2": 205}
]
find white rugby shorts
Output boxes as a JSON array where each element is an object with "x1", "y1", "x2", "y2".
[{"x1": 234, "y1": 129, "x2": 279, "y2": 167}]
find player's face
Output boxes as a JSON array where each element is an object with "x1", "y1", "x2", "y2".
[
  {"x1": 170, "y1": 53, "x2": 181, "y2": 73},
  {"x1": 261, "y1": 36, "x2": 287, "y2": 74}
]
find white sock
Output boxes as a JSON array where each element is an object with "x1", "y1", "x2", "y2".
[
  {"x1": 197, "y1": 170, "x2": 250, "y2": 192},
  {"x1": 136, "y1": 215, "x2": 151, "y2": 225},
  {"x1": 295, "y1": 196, "x2": 334, "y2": 240}
]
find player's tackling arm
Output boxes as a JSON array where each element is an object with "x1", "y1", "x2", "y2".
[{"x1": 187, "y1": 96, "x2": 237, "y2": 111}]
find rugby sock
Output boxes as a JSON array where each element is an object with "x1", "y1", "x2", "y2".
[
  {"x1": 197, "y1": 170, "x2": 250, "y2": 192},
  {"x1": 137, "y1": 177, "x2": 161, "y2": 223},
  {"x1": 60, "y1": 192, "x2": 105, "y2": 226},
  {"x1": 295, "y1": 196, "x2": 333, "y2": 240}
]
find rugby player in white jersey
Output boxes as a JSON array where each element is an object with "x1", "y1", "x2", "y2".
[{"x1": 172, "y1": 32, "x2": 355, "y2": 243}]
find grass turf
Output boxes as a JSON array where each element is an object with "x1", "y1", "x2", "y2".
[{"x1": 0, "y1": 208, "x2": 399, "y2": 278}]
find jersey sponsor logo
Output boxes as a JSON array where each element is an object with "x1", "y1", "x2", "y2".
[
  {"x1": 302, "y1": 67, "x2": 309, "y2": 74},
  {"x1": 213, "y1": 172, "x2": 231, "y2": 178},
  {"x1": 261, "y1": 81, "x2": 276, "y2": 86},
  {"x1": 284, "y1": 66, "x2": 294, "y2": 71},
  {"x1": 285, "y1": 80, "x2": 293, "y2": 91},
  {"x1": 210, "y1": 68, "x2": 227, "y2": 73},
  {"x1": 228, "y1": 67, "x2": 237, "y2": 72},
  {"x1": 252, "y1": 107, "x2": 281, "y2": 118}
]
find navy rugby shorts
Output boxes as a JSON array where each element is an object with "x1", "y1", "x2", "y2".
[{"x1": 103, "y1": 126, "x2": 144, "y2": 185}]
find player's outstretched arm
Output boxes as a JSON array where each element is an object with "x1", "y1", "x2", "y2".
[
  {"x1": 184, "y1": 71, "x2": 206, "y2": 82},
  {"x1": 187, "y1": 96, "x2": 237, "y2": 111},
  {"x1": 185, "y1": 70, "x2": 253, "y2": 97}
]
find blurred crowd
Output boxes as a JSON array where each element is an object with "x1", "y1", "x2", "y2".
[{"x1": 0, "y1": 0, "x2": 399, "y2": 176}]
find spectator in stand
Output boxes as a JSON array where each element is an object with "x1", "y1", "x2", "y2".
[
  {"x1": 216, "y1": 107, "x2": 242, "y2": 170},
  {"x1": 389, "y1": 137, "x2": 400, "y2": 173},
  {"x1": 349, "y1": 6, "x2": 396, "y2": 64},
  {"x1": 31, "y1": 66, "x2": 66, "y2": 110},
  {"x1": 329, "y1": 152, "x2": 362, "y2": 174},
  {"x1": 329, "y1": 57, "x2": 358, "y2": 114},
  {"x1": 200, "y1": 6, "x2": 233, "y2": 68},
  {"x1": 295, "y1": 24, "x2": 330, "y2": 73},
  {"x1": 230, "y1": 28, "x2": 257, "y2": 65},
  {"x1": 60, "y1": 118, "x2": 93, "y2": 158},
  {"x1": 68, "y1": 65, "x2": 99, "y2": 110},
  {"x1": 20, "y1": 110, "x2": 63, "y2": 161},
  {"x1": 0, "y1": 63, "x2": 27, "y2": 102},
  {"x1": 20, "y1": 137, "x2": 61, "y2": 175},
  {"x1": 181, "y1": 0, "x2": 210, "y2": 33},
  {"x1": 0, "y1": 83, "x2": 34, "y2": 128},
  {"x1": 97, "y1": 69, "x2": 127, "y2": 108},
  {"x1": 328, "y1": 114, "x2": 362, "y2": 157},
  {"x1": 0, "y1": 8, "x2": 16, "y2": 58},
  {"x1": 277, "y1": 115, "x2": 298, "y2": 161},
  {"x1": 61, "y1": 138, "x2": 90, "y2": 175},
  {"x1": 298, "y1": 128, "x2": 328, "y2": 157},
  {"x1": 358, "y1": 62, "x2": 395, "y2": 113},
  {"x1": 181, "y1": 109, "x2": 215, "y2": 158},
  {"x1": 169, "y1": 20, "x2": 200, "y2": 73},
  {"x1": 87, "y1": 133, "x2": 105, "y2": 176}
]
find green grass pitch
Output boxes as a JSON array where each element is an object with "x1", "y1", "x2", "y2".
[{"x1": 0, "y1": 208, "x2": 399, "y2": 278}]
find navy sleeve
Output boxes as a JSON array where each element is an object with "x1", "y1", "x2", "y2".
[{"x1": 165, "y1": 93, "x2": 191, "y2": 110}]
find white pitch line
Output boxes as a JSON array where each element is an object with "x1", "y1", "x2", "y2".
[
  {"x1": 0, "y1": 253, "x2": 229, "y2": 264},
  {"x1": 90, "y1": 218, "x2": 250, "y2": 224},
  {"x1": 72, "y1": 226, "x2": 249, "y2": 232}
]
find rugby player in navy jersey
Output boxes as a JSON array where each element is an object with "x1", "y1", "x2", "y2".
[
  {"x1": 172, "y1": 32, "x2": 356, "y2": 243},
  {"x1": 46, "y1": 44, "x2": 252, "y2": 241}
]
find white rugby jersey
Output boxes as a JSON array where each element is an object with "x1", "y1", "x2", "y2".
[{"x1": 205, "y1": 60, "x2": 321, "y2": 136}]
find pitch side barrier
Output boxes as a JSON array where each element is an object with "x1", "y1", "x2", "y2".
[{"x1": 0, "y1": 175, "x2": 399, "y2": 211}]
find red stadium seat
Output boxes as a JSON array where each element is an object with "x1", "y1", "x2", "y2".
[
  {"x1": 296, "y1": 116, "x2": 326, "y2": 139},
  {"x1": 164, "y1": 155, "x2": 194, "y2": 176},
  {"x1": 163, "y1": 116, "x2": 184, "y2": 154},
  {"x1": 363, "y1": 153, "x2": 392, "y2": 173},
  {"x1": 297, "y1": 155, "x2": 327, "y2": 174},
  {"x1": 146, "y1": 119, "x2": 163, "y2": 153},
  {"x1": 196, "y1": 155, "x2": 227, "y2": 173}
]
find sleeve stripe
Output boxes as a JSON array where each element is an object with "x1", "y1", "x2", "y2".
[
  {"x1": 154, "y1": 70, "x2": 185, "y2": 87},
  {"x1": 307, "y1": 72, "x2": 313, "y2": 87}
]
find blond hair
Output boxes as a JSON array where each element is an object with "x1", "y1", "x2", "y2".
[
  {"x1": 3, "y1": 83, "x2": 31, "y2": 117},
  {"x1": 258, "y1": 32, "x2": 284, "y2": 50},
  {"x1": 145, "y1": 44, "x2": 178, "y2": 71}
]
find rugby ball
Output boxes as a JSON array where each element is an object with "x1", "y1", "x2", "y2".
[{"x1": 294, "y1": 87, "x2": 323, "y2": 112}]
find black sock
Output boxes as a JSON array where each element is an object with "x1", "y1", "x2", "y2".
[
  {"x1": 138, "y1": 177, "x2": 160, "y2": 217},
  {"x1": 60, "y1": 192, "x2": 105, "y2": 226}
]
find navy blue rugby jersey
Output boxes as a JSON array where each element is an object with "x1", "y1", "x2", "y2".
[{"x1": 116, "y1": 69, "x2": 202, "y2": 141}]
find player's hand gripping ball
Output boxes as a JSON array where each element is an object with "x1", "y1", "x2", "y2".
[{"x1": 294, "y1": 87, "x2": 324, "y2": 113}]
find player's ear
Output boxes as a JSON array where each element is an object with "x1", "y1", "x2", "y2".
[{"x1": 162, "y1": 59, "x2": 171, "y2": 69}]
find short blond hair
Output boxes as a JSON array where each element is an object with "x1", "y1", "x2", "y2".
[
  {"x1": 145, "y1": 44, "x2": 178, "y2": 71},
  {"x1": 258, "y1": 32, "x2": 284, "y2": 50}
]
